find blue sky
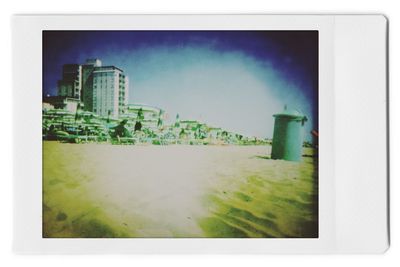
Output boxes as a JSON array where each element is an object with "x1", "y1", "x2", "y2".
[{"x1": 43, "y1": 31, "x2": 318, "y2": 139}]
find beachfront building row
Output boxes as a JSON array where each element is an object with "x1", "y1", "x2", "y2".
[
  {"x1": 42, "y1": 59, "x2": 270, "y2": 145},
  {"x1": 42, "y1": 100, "x2": 270, "y2": 145},
  {"x1": 54, "y1": 58, "x2": 129, "y2": 119},
  {"x1": 120, "y1": 103, "x2": 165, "y2": 131}
]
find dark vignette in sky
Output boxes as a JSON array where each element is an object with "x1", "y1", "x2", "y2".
[{"x1": 43, "y1": 31, "x2": 318, "y2": 139}]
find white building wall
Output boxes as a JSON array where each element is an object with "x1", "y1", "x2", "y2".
[
  {"x1": 124, "y1": 76, "x2": 129, "y2": 106},
  {"x1": 113, "y1": 72, "x2": 120, "y2": 116},
  {"x1": 77, "y1": 65, "x2": 82, "y2": 99},
  {"x1": 92, "y1": 68, "x2": 125, "y2": 118}
]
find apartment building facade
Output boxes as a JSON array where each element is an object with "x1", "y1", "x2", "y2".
[{"x1": 57, "y1": 58, "x2": 129, "y2": 118}]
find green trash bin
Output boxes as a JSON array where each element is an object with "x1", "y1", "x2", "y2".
[{"x1": 271, "y1": 108, "x2": 307, "y2": 162}]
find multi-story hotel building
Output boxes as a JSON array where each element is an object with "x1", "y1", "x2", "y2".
[
  {"x1": 92, "y1": 65, "x2": 128, "y2": 118},
  {"x1": 57, "y1": 64, "x2": 82, "y2": 99},
  {"x1": 81, "y1": 59, "x2": 102, "y2": 112},
  {"x1": 56, "y1": 58, "x2": 129, "y2": 118}
]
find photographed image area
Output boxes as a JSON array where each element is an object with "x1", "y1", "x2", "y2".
[{"x1": 42, "y1": 31, "x2": 318, "y2": 238}]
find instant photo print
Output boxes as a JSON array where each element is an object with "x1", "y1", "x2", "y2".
[{"x1": 12, "y1": 14, "x2": 388, "y2": 254}]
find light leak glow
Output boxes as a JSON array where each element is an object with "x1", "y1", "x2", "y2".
[{"x1": 85, "y1": 46, "x2": 312, "y2": 139}]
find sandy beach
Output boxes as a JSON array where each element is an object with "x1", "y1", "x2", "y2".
[{"x1": 43, "y1": 141, "x2": 318, "y2": 238}]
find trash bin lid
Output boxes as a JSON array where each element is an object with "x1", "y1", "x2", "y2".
[{"x1": 273, "y1": 109, "x2": 307, "y2": 121}]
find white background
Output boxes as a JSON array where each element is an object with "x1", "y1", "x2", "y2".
[{"x1": 0, "y1": 0, "x2": 396, "y2": 266}]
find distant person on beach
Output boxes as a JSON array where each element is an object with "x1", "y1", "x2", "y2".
[
  {"x1": 113, "y1": 119, "x2": 132, "y2": 138},
  {"x1": 134, "y1": 121, "x2": 142, "y2": 132}
]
